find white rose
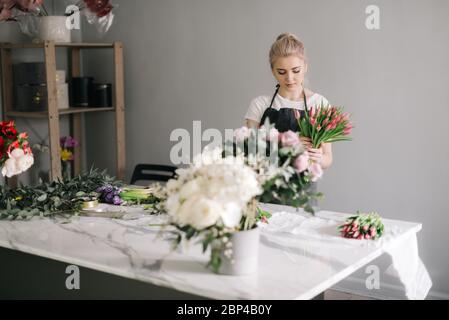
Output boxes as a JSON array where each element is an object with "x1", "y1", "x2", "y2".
[
  {"x1": 166, "y1": 194, "x2": 180, "y2": 218},
  {"x1": 220, "y1": 202, "x2": 243, "y2": 228},
  {"x1": 176, "y1": 196, "x2": 221, "y2": 230},
  {"x1": 1, "y1": 158, "x2": 20, "y2": 178},
  {"x1": 179, "y1": 179, "x2": 201, "y2": 200},
  {"x1": 17, "y1": 154, "x2": 34, "y2": 173}
]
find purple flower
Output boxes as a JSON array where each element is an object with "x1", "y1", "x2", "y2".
[
  {"x1": 104, "y1": 192, "x2": 114, "y2": 203},
  {"x1": 113, "y1": 196, "x2": 122, "y2": 205},
  {"x1": 104, "y1": 185, "x2": 113, "y2": 193},
  {"x1": 65, "y1": 136, "x2": 79, "y2": 148}
]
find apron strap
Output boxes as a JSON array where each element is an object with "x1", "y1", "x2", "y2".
[{"x1": 269, "y1": 84, "x2": 308, "y2": 110}]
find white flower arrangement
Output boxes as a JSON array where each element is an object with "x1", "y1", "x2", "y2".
[
  {"x1": 166, "y1": 147, "x2": 267, "y2": 273},
  {"x1": 166, "y1": 148, "x2": 262, "y2": 231}
]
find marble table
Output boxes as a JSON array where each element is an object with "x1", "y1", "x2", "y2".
[{"x1": 0, "y1": 203, "x2": 422, "y2": 300}]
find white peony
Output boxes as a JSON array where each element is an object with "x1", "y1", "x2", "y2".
[
  {"x1": 9, "y1": 148, "x2": 25, "y2": 159},
  {"x1": 176, "y1": 196, "x2": 222, "y2": 230},
  {"x1": 1, "y1": 149, "x2": 34, "y2": 178},
  {"x1": 179, "y1": 179, "x2": 201, "y2": 201},
  {"x1": 189, "y1": 197, "x2": 223, "y2": 230},
  {"x1": 220, "y1": 202, "x2": 243, "y2": 228},
  {"x1": 166, "y1": 147, "x2": 262, "y2": 231},
  {"x1": 17, "y1": 153, "x2": 34, "y2": 173},
  {"x1": 1, "y1": 158, "x2": 20, "y2": 178}
]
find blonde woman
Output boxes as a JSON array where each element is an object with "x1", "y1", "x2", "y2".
[{"x1": 245, "y1": 33, "x2": 333, "y2": 170}]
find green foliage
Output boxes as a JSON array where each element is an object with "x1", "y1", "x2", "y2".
[{"x1": 0, "y1": 167, "x2": 121, "y2": 220}]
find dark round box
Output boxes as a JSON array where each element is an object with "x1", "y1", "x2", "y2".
[
  {"x1": 14, "y1": 84, "x2": 48, "y2": 111},
  {"x1": 70, "y1": 77, "x2": 93, "y2": 107},
  {"x1": 89, "y1": 83, "x2": 112, "y2": 107},
  {"x1": 13, "y1": 62, "x2": 46, "y2": 86}
]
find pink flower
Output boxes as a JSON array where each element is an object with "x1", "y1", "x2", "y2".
[
  {"x1": 293, "y1": 153, "x2": 309, "y2": 173},
  {"x1": 370, "y1": 227, "x2": 377, "y2": 237},
  {"x1": 353, "y1": 231, "x2": 360, "y2": 238},
  {"x1": 234, "y1": 126, "x2": 250, "y2": 142},
  {"x1": 365, "y1": 234, "x2": 371, "y2": 240},
  {"x1": 310, "y1": 118, "x2": 316, "y2": 126},
  {"x1": 357, "y1": 234, "x2": 364, "y2": 240},
  {"x1": 280, "y1": 130, "x2": 301, "y2": 148},
  {"x1": 293, "y1": 109, "x2": 300, "y2": 120},
  {"x1": 309, "y1": 108, "x2": 315, "y2": 118},
  {"x1": 309, "y1": 163, "x2": 323, "y2": 182},
  {"x1": 362, "y1": 225, "x2": 369, "y2": 231}
]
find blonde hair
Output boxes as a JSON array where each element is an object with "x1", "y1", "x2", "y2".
[{"x1": 269, "y1": 33, "x2": 307, "y2": 69}]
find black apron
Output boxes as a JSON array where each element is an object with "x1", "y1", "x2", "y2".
[
  {"x1": 259, "y1": 84, "x2": 307, "y2": 133},
  {"x1": 259, "y1": 84, "x2": 319, "y2": 211}
]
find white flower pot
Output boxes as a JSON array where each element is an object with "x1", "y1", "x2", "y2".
[
  {"x1": 38, "y1": 16, "x2": 71, "y2": 43},
  {"x1": 218, "y1": 227, "x2": 260, "y2": 275}
]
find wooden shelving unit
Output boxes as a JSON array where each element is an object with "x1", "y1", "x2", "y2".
[{"x1": 0, "y1": 41, "x2": 126, "y2": 182}]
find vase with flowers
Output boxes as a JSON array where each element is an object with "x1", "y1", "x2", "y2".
[
  {"x1": 0, "y1": 0, "x2": 115, "y2": 42},
  {"x1": 60, "y1": 136, "x2": 78, "y2": 181},
  {"x1": 166, "y1": 147, "x2": 270, "y2": 275}
]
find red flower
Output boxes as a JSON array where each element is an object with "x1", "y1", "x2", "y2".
[
  {"x1": 1, "y1": 120, "x2": 18, "y2": 140},
  {"x1": 7, "y1": 140, "x2": 20, "y2": 154},
  {"x1": 84, "y1": 0, "x2": 113, "y2": 17}
]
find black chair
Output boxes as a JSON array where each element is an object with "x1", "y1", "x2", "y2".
[{"x1": 130, "y1": 164, "x2": 178, "y2": 185}]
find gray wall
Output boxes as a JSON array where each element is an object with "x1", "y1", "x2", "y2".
[{"x1": 2, "y1": 0, "x2": 448, "y2": 299}]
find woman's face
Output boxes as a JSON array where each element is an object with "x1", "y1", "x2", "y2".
[{"x1": 272, "y1": 55, "x2": 307, "y2": 92}]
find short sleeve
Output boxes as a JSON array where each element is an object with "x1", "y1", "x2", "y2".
[
  {"x1": 309, "y1": 94, "x2": 330, "y2": 107},
  {"x1": 245, "y1": 96, "x2": 269, "y2": 123}
]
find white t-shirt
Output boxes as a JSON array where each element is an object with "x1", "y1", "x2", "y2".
[{"x1": 245, "y1": 93, "x2": 330, "y2": 123}]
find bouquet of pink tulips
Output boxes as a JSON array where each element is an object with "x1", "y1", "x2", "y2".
[
  {"x1": 338, "y1": 211, "x2": 384, "y2": 240},
  {"x1": 298, "y1": 103, "x2": 353, "y2": 148}
]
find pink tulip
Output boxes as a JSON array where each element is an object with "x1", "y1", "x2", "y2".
[
  {"x1": 293, "y1": 109, "x2": 300, "y2": 120},
  {"x1": 357, "y1": 234, "x2": 364, "y2": 240},
  {"x1": 293, "y1": 153, "x2": 309, "y2": 173},
  {"x1": 370, "y1": 227, "x2": 377, "y2": 236},
  {"x1": 310, "y1": 118, "x2": 316, "y2": 126},
  {"x1": 353, "y1": 231, "x2": 360, "y2": 238},
  {"x1": 280, "y1": 130, "x2": 301, "y2": 148},
  {"x1": 365, "y1": 234, "x2": 371, "y2": 240},
  {"x1": 309, "y1": 108, "x2": 315, "y2": 118},
  {"x1": 363, "y1": 225, "x2": 369, "y2": 231}
]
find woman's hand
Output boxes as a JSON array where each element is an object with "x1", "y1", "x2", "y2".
[
  {"x1": 299, "y1": 136, "x2": 324, "y2": 164},
  {"x1": 299, "y1": 136, "x2": 313, "y2": 149},
  {"x1": 308, "y1": 146, "x2": 324, "y2": 164}
]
